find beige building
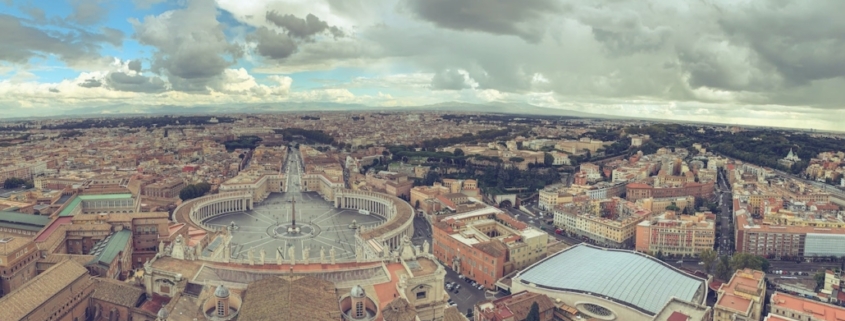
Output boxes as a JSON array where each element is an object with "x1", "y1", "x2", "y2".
[
  {"x1": 553, "y1": 198, "x2": 652, "y2": 248},
  {"x1": 635, "y1": 196, "x2": 695, "y2": 214},
  {"x1": 539, "y1": 185, "x2": 577, "y2": 211},
  {"x1": 0, "y1": 260, "x2": 95, "y2": 321},
  {"x1": 635, "y1": 212, "x2": 716, "y2": 257},
  {"x1": 714, "y1": 269, "x2": 766, "y2": 321}
]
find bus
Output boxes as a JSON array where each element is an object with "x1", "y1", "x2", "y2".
[{"x1": 359, "y1": 209, "x2": 370, "y2": 215}]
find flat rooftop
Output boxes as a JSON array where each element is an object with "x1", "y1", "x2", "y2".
[{"x1": 770, "y1": 292, "x2": 845, "y2": 321}]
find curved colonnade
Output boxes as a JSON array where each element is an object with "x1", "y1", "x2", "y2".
[
  {"x1": 336, "y1": 189, "x2": 414, "y2": 256},
  {"x1": 173, "y1": 189, "x2": 414, "y2": 259},
  {"x1": 173, "y1": 192, "x2": 254, "y2": 232}
]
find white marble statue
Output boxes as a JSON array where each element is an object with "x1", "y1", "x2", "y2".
[
  {"x1": 288, "y1": 246, "x2": 296, "y2": 265},
  {"x1": 330, "y1": 247, "x2": 336, "y2": 265},
  {"x1": 423, "y1": 240, "x2": 430, "y2": 254},
  {"x1": 248, "y1": 248, "x2": 255, "y2": 265},
  {"x1": 320, "y1": 246, "x2": 326, "y2": 264},
  {"x1": 259, "y1": 249, "x2": 266, "y2": 265},
  {"x1": 302, "y1": 246, "x2": 310, "y2": 264}
]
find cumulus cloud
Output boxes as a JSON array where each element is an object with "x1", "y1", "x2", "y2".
[
  {"x1": 106, "y1": 72, "x2": 168, "y2": 93},
  {"x1": 133, "y1": 0, "x2": 166, "y2": 9},
  {"x1": 250, "y1": 27, "x2": 298, "y2": 59},
  {"x1": 127, "y1": 60, "x2": 142, "y2": 72},
  {"x1": 78, "y1": 78, "x2": 103, "y2": 88},
  {"x1": 0, "y1": 14, "x2": 117, "y2": 67},
  {"x1": 266, "y1": 11, "x2": 344, "y2": 39},
  {"x1": 68, "y1": 0, "x2": 109, "y2": 25},
  {"x1": 130, "y1": 0, "x2": 243, "y2": 92},
  {"x1": 430, "y1": 69, "x2": 477, "y2": 90}
]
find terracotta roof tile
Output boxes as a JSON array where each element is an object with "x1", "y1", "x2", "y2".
[{"x1": 0, "y1": 260, "x2": 92, "y2": 321}]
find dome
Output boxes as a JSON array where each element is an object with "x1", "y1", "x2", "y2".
[
  {"x1": 350, "y1": 285, "x2": 366, "y2": 298},
  {"x1": 214, "y1": 284, "x2": 230, "y2": 298},
  {"x1": 157, "y1": 307, "x2": 169, "y2": 318}
]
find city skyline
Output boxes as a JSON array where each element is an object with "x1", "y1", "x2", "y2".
[{"x1": 1, "y1": 0, "x2": 844, "y2": 131}]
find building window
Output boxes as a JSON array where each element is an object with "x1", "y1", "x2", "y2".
[
  {"x1": 416, "y1": 291, "x2": 427, "y2": 299},
  {"x1": 582, "y1": 303, "x2": 613, "y2": 317},
  {"x1": 355, "y1": 301, "x2": 364, "y2": 318},
  {"x1": 217, "y1": 300, "x2": 225, "y2": 316}
]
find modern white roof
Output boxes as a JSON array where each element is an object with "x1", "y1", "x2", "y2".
[{"x1": 516, "y1": 244, "x2": 706, "y2": 315}]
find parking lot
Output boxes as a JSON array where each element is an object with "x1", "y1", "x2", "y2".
[{"x1": 441, "y1": 264, "x2": 507, "y2": 316}]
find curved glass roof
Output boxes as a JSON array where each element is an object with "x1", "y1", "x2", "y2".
[{"x1": 517, "y1": 244, "x2": 705, "y2": 315}]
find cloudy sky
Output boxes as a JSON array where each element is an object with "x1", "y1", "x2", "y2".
[{"x1": 0, "y1": 0, "x2": 843, "y2": 130}]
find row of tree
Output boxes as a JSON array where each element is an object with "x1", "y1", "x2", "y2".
[
  {"x1": 179, "y1": 182, "x2": 211, "y2": 201},
  {"x1": 698, "y1": 249, "x2": 770, "y2": 281},
  {"x1": 626, "y1": 123, "x2": 843, "y2": 174},
  {"x1": 274, "y1": 128, "x2": 335, "y2": 144},
  {"x1": 42, "y1": 116, "x2": 234, "y2": 130},
  {"x1": 3, "y1": 178, "x2": 33, "y2": 189},
  {"x1": 223, "y1": 136, "x2": 263, "y2": 151}
]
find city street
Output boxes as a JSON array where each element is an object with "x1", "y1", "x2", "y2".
[{"x1": 715, "y1": 168, "x2": 734, "y2": 257}]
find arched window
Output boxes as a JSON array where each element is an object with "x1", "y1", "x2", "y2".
[{"x1": 355, "y1": 301, "x2": 364, "y2": 318}]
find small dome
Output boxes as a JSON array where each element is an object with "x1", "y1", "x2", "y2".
[
  {"x1": 157, "y1": 308, "x2": 169, "y2": 318},
  {"x1": 214, "y1": 284, "x2": 230, "y2": 298},
  {"x1": 350, "y1": 285, "x2": 366, "y2": 298}
]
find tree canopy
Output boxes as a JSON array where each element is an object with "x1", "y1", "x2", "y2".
[
  {"x1": 179, "y1": 182, "x2": 211, "y2": 201},
  {"x1": 3, "y1": 177, "x2": 33, "y2": 189}
]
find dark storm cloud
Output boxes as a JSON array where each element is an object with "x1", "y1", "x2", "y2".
[
  {"x1": 127, "y1": 60, "x2": 142, "y2": 72},
  {"x1": 250, "y1": 27, "x2": 298, "y2": 59},
  {"x1": 430, "y1": 69, "x2": 472, "y2": 90},
  {"x1": 265, "y1": 11, "x2": 344, "y2": 39},
  {"x1": 48, "y1": 88, "x2": 60, "y2": 93},
  {"x1": 717, "y1": 0, "x2": 845, "y2": 86},
  {"x1": 131, "y1": 0, "x2": 242, "y2": 92},
  {"x1": 106, "y1": 72, "x2": 168, "y2": 93},
  {"x1": 68, "y1": 0, "x2": 108, "y2": 25},
  {"x1": 0, "y1": 14, "x2": 113, "y2": 65},
  {"x1": 78, "y1": 78, "x2": 103, "y2": 88},
  {"x1": 403, "y1": 0, "x2": 563, "y2": 42}
]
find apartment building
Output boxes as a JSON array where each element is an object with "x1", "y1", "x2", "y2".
[
  {"x1": 635, "y1": 196, "x2": 695, "y2": 213},
  {"x1": 635, "y1": 212, "x2": 716, "y2": 257},
  {"x1": 768, "y1": 291, "x2": 845, "y2": 321},
  {"x1": 714, "y1": 269, "x2": 766, "y2": 321},
  {"x1": 627, "y1": 181, "x2": 716, "y2": 202},
  {"x1": 141, "y1": 178, "x2": 186, "y2": 199},
  {"x1": 553, "y1": 198, "x2": 652, "y2": 248}
]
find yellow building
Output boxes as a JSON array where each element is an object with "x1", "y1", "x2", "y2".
[
  {"x1": 714, "y1": 269, "x2": 766, "y2": 321},
  {"x1": 635, "y1": 196, "x2": 695, "y2": 214}
]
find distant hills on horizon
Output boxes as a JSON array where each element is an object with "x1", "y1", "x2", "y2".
[{"x1": 0, "y1": 101, "x2": 620, "y2": 121}]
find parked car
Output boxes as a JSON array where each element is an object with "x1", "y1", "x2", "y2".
[
  {"x1": 477, "y1": 284, "x2": 484, "y2": 290},
  {"x1": 455, "y1": 285, "x2": 461, "y2": 290},
  {"x1": 458, "y1": 275, "x2": 465, "y2": 279}
]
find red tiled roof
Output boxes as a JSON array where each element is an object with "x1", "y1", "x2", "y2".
[
  {"x1": 668, "y1": 311, "x2": 690, "y2": 321},
  {"x1": 34, "y1": 216, "x2": 72, "y2": 242}
]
